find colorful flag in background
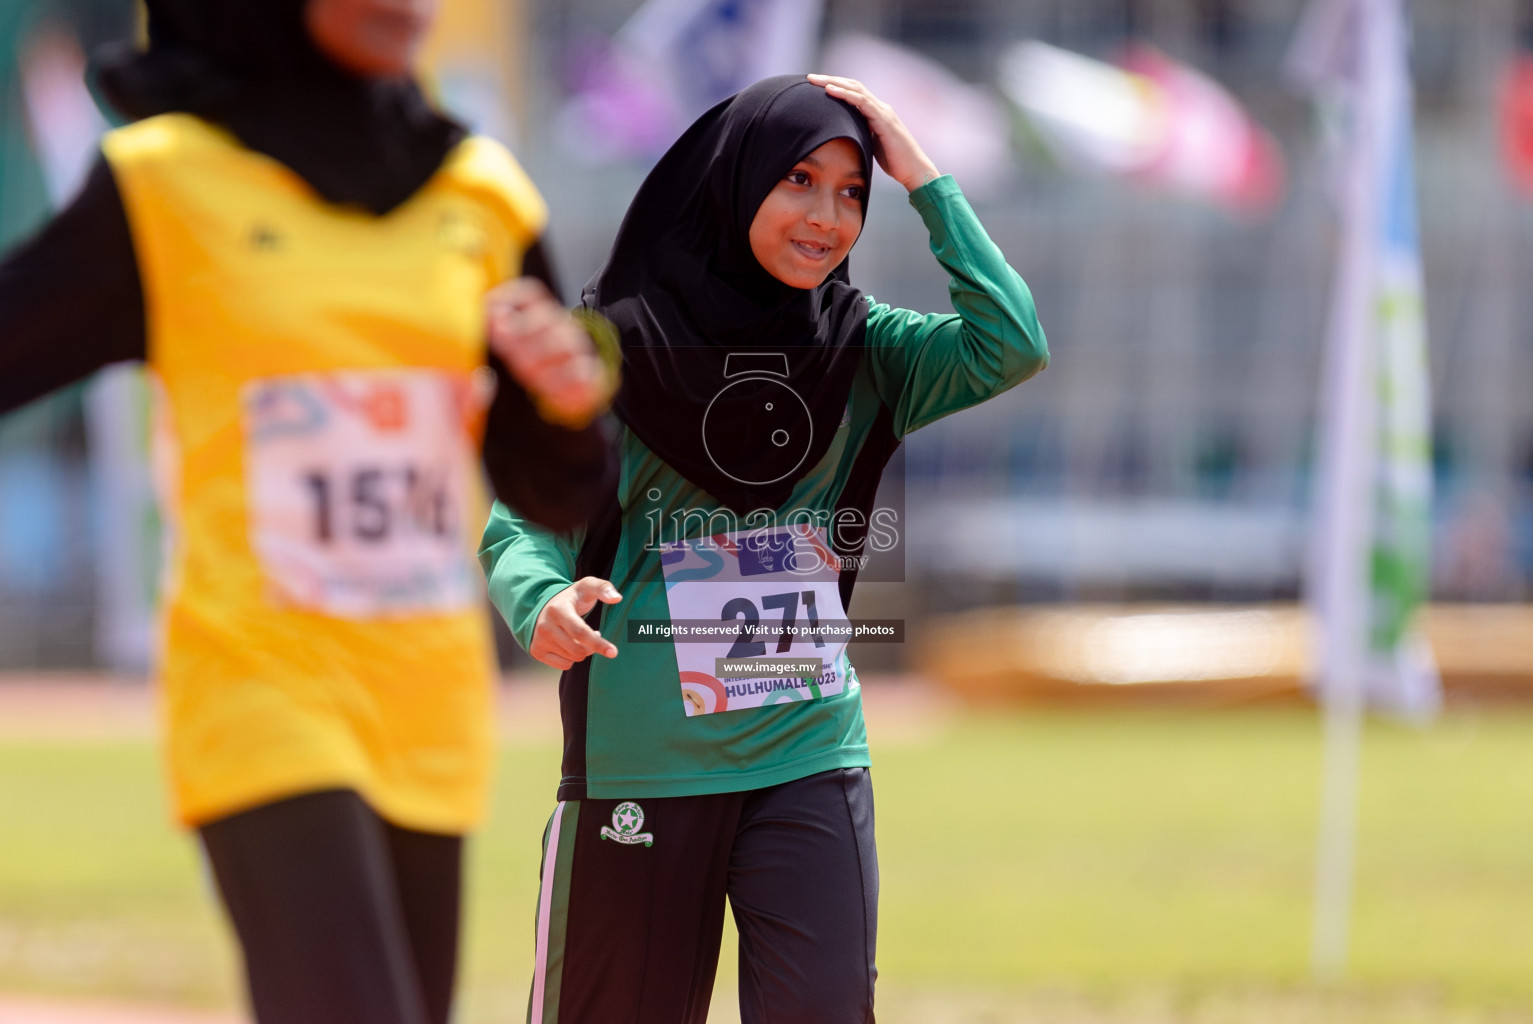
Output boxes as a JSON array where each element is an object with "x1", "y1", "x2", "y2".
[
  {"x1": 1288, "y1": 0, "x2": 1438, "y2": 718},
  {"x1": 1500, "y1": 24, "x2": 1533, "y2": 195},
  {"x1": 1364, "y1": 106, "x2": 1437, "y2": 715},
  {"x1": 997, "y1": 39, "x2": 1285, "y2": 213},
  {"x1": 558, "y1": 0, "x2": 824, "y2": 162}
]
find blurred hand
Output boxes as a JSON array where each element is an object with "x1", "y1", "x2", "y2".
[
  {"x1": 808, "y1": 73, "x2": 941, "y2": 193},
  {"x1": 486, "y1": 278, "x2": 612, "y2": 428},
  {"x1": 530, "y1": 576, "x2": 623, "y2": 671}
]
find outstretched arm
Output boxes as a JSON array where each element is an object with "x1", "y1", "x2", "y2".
[{"x1": 479, "y1": 500, "x2": 620, "y2": 670}]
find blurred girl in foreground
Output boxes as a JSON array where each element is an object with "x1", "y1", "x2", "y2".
[
  {"x1": 482, "y1": 74, "x2": 1047, "y2": 1022},
  {"x1": 0, "y1": 1, "x2": 616, "y2": 1022}
]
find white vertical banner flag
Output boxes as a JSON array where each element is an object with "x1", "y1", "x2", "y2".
[{"x1": 1287, "y1": 0, "x2": 1438, "y2": 977}]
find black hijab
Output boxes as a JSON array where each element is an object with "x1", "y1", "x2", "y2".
[
  {"x1": 584, "y1": 75, "x2": 875, "y2": 515},
  {"x1": 93, "y1": 0, "x2": 463, "y2": 216}
]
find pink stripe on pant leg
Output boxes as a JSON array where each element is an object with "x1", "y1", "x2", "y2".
[{"x1": 530, "y1": 801, "x2": 566, "y2": 1024}]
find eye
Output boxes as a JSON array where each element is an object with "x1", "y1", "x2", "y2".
[
  {"x1": 840, "y1": 184, "x2": 865, "y2": 201},
  {"x1": 785, "y1": 169, "x2": 811, "y2": 186}
]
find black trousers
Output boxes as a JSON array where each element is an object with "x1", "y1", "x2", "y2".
[
  {"x1": 529, "y1": 767, "x2": 878, "y2": 1024},
  {"x1": 199, "y1": 788, "x2": 462, "y2": 1024}
]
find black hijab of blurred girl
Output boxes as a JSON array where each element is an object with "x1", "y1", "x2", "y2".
[
  {"x1": 584, "y1": 75, "x2": 875, "y2": 515},
  {"x1": 93, "y1": 0, "x2": 463, "y2": 216}
]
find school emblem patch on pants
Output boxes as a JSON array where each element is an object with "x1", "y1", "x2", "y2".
[{"x1": 600, "y1": 801, "x2": 654, "y2": 846}]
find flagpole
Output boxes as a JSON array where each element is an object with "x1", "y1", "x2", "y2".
[{"x1": 1307, "y1": 0, "x2": 1391, "y2": 980}]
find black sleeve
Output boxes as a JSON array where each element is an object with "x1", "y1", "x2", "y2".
[
  {"x1": 480, "y1": 236, "x2": 619, "y2": 531},
  {"x1": 0, "y1": 155, "x2": 146, "y2": 417},
  {"x1": 520, "y1": 237, "x2": 563, "y2": 300},
  {"x1": 482, "y1": 355, "x2": 617, "y2": 532}
]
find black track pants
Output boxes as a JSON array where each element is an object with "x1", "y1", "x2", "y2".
[
  {"x1": 529, "y1": 767, "x2": 877, "y2": 1024},
  {"x1": 199, "y1": 789, "x2": 462, "y2": 1024}
]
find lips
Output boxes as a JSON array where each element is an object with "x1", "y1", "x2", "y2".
[{"x1": 791, "y1": 240, "x2": 833, "y2": 260}]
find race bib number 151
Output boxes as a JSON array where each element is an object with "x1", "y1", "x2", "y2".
[{"x1": 241, "y1": 370, "x2": 482, "y2": 618}]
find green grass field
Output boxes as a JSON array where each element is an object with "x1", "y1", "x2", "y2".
[{"x1": 2, "y1": 702, "x2": 1533, "y2": 1023}]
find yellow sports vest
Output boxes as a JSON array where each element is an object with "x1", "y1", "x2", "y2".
[{"x1": 102, "y1": 114, "x2": 546, "y2": 830}]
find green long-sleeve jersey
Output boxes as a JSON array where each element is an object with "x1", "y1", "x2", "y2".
[{"x1": 480, "y1": 176, "x2": 1047, "y2": 801}]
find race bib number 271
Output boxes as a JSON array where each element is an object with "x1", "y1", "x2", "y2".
[
  {"x1": 241, "y1": 370, "x2": 482, "y2": 618},
  {"x1": 660, "y1": 524, "x2": 853, "y2": 716}
]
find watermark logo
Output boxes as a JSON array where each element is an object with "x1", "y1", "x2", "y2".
[
  {"x1": 600, "y1": 801, "x2": 654, "y2": 847},
  {"x1": 701, "y1": 353, "x2": 813, "y2": 486},
  {"x1": 635, "y1": 343, "x2": 908, "y2": 584},
  {"x1": 640, "y1": 499, "x2": 902, "y2": 576}
]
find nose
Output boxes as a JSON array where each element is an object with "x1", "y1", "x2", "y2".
[{"x1": 804, "y1": 187, "x2": 838, "y2": 231}]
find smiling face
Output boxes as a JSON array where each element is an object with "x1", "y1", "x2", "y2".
[
  {"x1": 747, "y1": 137, "x2": 867, "y2": 290},
  {"x1": 305, "y1": 0, "x2": 436, "y2": 77}
]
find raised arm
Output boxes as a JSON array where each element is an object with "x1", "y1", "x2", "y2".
[
  {"x1": 0, "y1": 156, "x2": 146, "y2": 417},
  {"x1": 481, "y1": 239, "x2": 619, "y2": 531},
  {"x1": 864, "y1": 178, "x2": 1047, "y2": 437},
  {"x1": 807, "y1": 74, "x2": 1048, "y2": 438}
]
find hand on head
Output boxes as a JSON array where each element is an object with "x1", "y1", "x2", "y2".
[
  {"x1": 806, "y1": 75, "x2": 941, "y2": 193},
  {"x1": 745, "y1": 76, "x2": 943, "y2": 289}
]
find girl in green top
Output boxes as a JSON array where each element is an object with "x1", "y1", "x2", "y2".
[{"x1": 481, "y1": 75, "x2": 1046, "y2": 1024}]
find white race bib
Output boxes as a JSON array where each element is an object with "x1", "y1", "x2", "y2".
[
  {"x1": 241, "y1": 369, "x2": 482, "y2": 618},
  {"x1": 659, "y1": 524, "x2": 852, "y2": 716}
]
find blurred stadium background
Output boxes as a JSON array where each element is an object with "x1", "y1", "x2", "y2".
[
  {"x1": 2, "y1": 0, "x2": 1532, "y2": 1021},
  {"x1": 4, "y1": 0, "x2": 1531, "y2": 672}
]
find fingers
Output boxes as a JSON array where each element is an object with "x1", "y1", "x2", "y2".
[
  {"x1": 487, "y1": 280, "x2": 612, "y2": 426},
  {"x1": 487, "y1": 275, "x2": 555, "y2": 314},
  {"x1": 571, "y1": 576, "x2": 624, "y2": 611},
  {"x1": 534, "y1": 612, "x2": 610, "y2": 665},
  {"x1": 566, "y1": 577, "x2": 621, "y2": 659},
  {"x1": 807, "y1": 74, "x2": 887, "y2": 120},
  {"x1": 529, "y1": 643, "x2": 574, "y2": 672},
  {"x1": 485, "y1": 278, "x2": 556, "y2": 350},
  {"x1": 547, "y1": 612, "x2": 617, "y2": 662},
  {"x1": 808, "y1": 72, "x2": 940, "y2": 193},
  {"x1": 532, "y1": 579, "x2": 622, "y2": 670},
  {"x1": 807, "y1": 73, "x2": 866, "y2": 96},
  {"x1": 533, "y1": 617, "x2": 587, "y2": 666},
  {"x1": 487, "y1": 282, "x2": 576, "y2": 373}
]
